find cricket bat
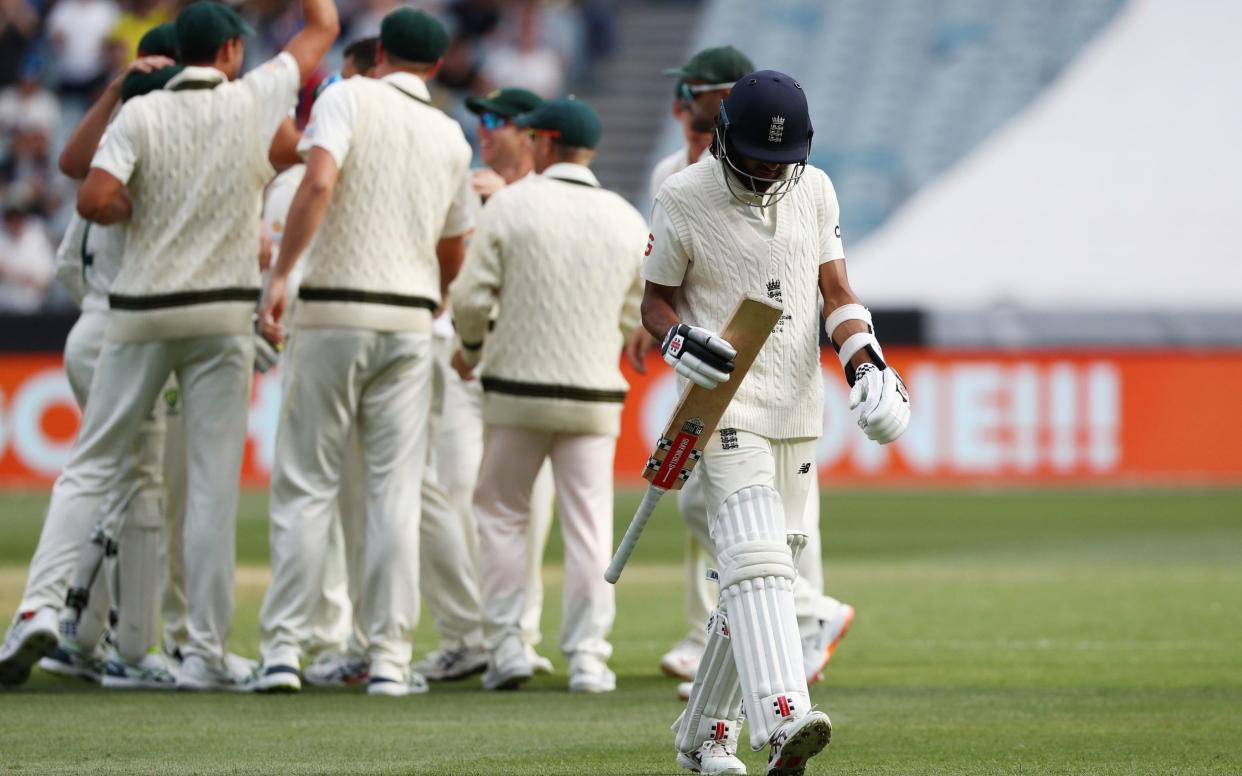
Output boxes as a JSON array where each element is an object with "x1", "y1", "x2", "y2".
[{"x1": 604, "y1": 294, "x2": 783, "y2": 584}]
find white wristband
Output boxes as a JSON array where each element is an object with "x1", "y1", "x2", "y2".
[
  {"x1": 824, "y1": 303, "x2": 872, "y2": 340},
  {"x1": 837, "y1": 331, "x2": 884, "y2": 369}
]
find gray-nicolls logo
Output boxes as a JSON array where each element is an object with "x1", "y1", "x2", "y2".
[{"x1": 768, "y1": 115, "x2": 785, "y2": 143}]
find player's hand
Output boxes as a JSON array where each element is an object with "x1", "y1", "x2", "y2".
[
  {"x1": 109, "y1": 55, "x2": 176, "y2": 91},
  {"x1": 451, "y1": 349, "x2": 477, "y2": 380},
  {"x1": 258, "y1": 275, "x2": 288, "y2": 349},
  {"x1": 661, "y1": 323, "x2": 736, "y2": 389},
  {"x1": 849, "y1": 363, "x2": 910, "y2": 444},
  {"x1": 253, "y1": 332, "x2": 279, "y2": 373},
  {"x1": 471, "y1": 168, "x2": 506, "y2": 200},
  {"x1": 624, "y1": 327, "x2": 657, "y2": 374}
]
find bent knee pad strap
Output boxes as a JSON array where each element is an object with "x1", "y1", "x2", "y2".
[
  {"x1": 674, "y1": 608, "x2": 744, "y2": 755},
  {"x1": 717, "y1": 541, "x2": 796, "y2": 589}
]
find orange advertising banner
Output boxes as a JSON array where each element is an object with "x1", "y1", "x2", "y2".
[{"x1": 1, "y1": 349, "x2": 1240, "y2": 487}]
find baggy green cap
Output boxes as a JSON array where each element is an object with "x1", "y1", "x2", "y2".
[
  {"x1": 380, "y1": 8, "x2": 449, "y2": 64},
  {"x1": 664, "y1": 45, "x2": 754, "y2": 85},
  {"x1": 514, "y1": 96, "x2": 601, "y2": 149},
  {"x1": 137, "y1": 22, "x2": 179, "y2": 58},
  {"x1": 176, "y1": 2, "x2": 255, "y2": 64},
  {"x1": 465, "y1": 87, "x2": 543, "y2": 118}
]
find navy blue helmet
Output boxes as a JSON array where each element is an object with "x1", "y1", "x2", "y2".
[{"x1": 712, "y1": 70, "x2": 813, "y2": 207}]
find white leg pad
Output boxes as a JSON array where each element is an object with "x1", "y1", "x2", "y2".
[
  {"x1": 109, "y1": 489, "x2": 165, "y2": 663},
  {"x1": 712, "y1": 485, "x2": 809, "y2": 750},
  {"x1": 673, "y1": 607, "x2": 743, "y2": 756}
]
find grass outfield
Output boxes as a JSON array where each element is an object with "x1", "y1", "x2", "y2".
[{"x1": 1, "y1": 489, "x2": 1240, "y2": 775}]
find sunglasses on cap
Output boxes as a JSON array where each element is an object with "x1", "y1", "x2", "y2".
[
  {"x1": 479, "y1": 112, "x2": 512, "y2": 131},
  {"x1": 678, "y1": 81, "x2": 735, "y2": 102},
  {"x1": 526, "y1": 128, "x2": 561, "y2": 140}
]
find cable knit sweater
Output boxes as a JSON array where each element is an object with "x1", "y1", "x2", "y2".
[
  {"x1": 450, "y1": 163, "x2": 647, "y2": 437},
  {"x1": 644, "y1": 158, "x2": 846, "y2": 440}
]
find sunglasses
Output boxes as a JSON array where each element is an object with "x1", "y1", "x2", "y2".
[
  {"x1": 678, "y1": 81, "x2": 735, "y2": 102},
  {"x1": 526, "y1": 128, "x2": 561, "y2": 140},
  {"x1": 479, "y1": 112, "x2": 511, "y2": 131}
]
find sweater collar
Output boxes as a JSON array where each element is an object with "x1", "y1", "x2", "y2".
[
  {"x1": 541, "y1": 162, "x2": 599, "y2": 188},
  {"x1": 166, "y1": 66, "x2": 227, "y2": 91},
  {"x1": 381, "y1": 72, "x2": 431, "y2": 103}
]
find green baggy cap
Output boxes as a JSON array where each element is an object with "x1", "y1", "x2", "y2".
[
  {"x1": 176, "y1": 2, "x2": 254, "y2": 64},
  {"x1": 664, "y1": 45, "x2": 754, "y2": 85},
  {"x1": 515, "y1": 96, "x2": 601, "y2": 149},
  {"x1": 465, "y1": 87, "x2": 543, "y2": 118},
  {"x1": 380, "y1": 8, "x2": 449, "y2": 64}
]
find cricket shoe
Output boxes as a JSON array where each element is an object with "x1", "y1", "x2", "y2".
[
  {"x1": 568, "y1": 653, "x2": 616, "y2": 694},
  {"x1": 411, "y1": 645, "x2": 489, "y2": 681},
  {"x1": 253, "y1": 663, "x2": 301, "y2": 693},
  {"x1": 0, "y1": 607, "x2": 58, "y2": 687},
  {"x1": 39, "y1": 638, "x2": 106, "y2": 683},
  {"x1": 102, "y1": 650, "x2": 178, "y2": 689},
  {"x1": 303, "y1": 652, "x2": 369, "y2": 688},
  {"x1": 367, "y1": 671, "x2": 429, "y2": 697},
  {"x1": 482, "y1": 636, "x2": 532, "y2": 691},
  {"x1": 765, "y1": 711, "x2": 832, "y2": 776},
  {"x1": 677, "y1": 740, "x2": 747, "y2": 775},
  {"x1": 176, "y1": 654, "x2": 254, "y2": 692},
  {"x1": 525, "y1": 644, "x2": 554, "y2": 675},
  {"x1": 803, "y1": 603, "x2": 855, "y2": 685},
  {"x1": 660, "y1": 636, "x2": 705, "y2": 681}
]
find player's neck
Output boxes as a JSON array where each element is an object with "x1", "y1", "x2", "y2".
[
  {"x1": 494, "y1": 157, "x2": 534, "y2": 185},
  {"x1": 686, "y1": 133, "x2": 712, "y2": 165}
]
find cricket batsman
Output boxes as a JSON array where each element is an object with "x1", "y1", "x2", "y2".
[
  {"x1": 643, "y1": 71, "x2": 910, "y2": 774},
  {"x1": 255, "y1": 8, "x2": 473, "y2": 696},
  {"x1": 450, "y1": 96, "x2": 648, "y2": 693}
]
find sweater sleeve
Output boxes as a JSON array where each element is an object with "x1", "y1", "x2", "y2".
[{"x1": 449, "y1": 202, "x2": 504, "y2": 358}]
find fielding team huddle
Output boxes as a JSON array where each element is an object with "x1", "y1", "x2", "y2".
[{"x1": 0, "y1": 2, "x2": 910, "y2": 773}]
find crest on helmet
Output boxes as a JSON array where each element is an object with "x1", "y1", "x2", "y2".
[{"x1": 767, "y1": 115, "x2": 785, "y2": 143}]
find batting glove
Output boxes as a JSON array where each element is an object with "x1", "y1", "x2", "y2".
[
  {"x1": 253, "y1": 332, "x2": 279, "y2": 373},
  {"x1": 849, "y1": 363, "x2": 910, "y2": 444},
  {"x1": 661, "y1": 323, "x2": 736, "y2": 389}
]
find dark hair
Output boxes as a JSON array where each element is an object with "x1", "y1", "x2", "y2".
[{"x1": 343, "y1": 37, "x2": 379, "y2": 73}]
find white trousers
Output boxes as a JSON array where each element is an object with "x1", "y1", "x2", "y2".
[
  {"x1": 476, "y1": 426, "x2": 616, "y2": 661},
  {"x1": 679, "y1": 440, "x2": 839, "y2": 635},
  {"x1": 436, "y1": 346, "x2": 556, "y2": 648},
  {"x1": 24, "y1": 329, "x2": 251, "y2": 665},
  {"x1": 260, "y1": 328, "x2": 432, "y2": 678}
]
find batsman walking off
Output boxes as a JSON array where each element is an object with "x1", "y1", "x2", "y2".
[
  {"x1": 642, "y1": 71, "x2": 910, "y2": 775},
  {"x1": 450, "y1": 97, "x2": 648, "y2": 694}
]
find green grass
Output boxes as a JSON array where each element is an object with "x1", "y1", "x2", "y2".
[{"x1": 1, "y1": 489, "x2": 1240, "y2": 775}]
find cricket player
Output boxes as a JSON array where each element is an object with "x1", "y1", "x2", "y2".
[
  {"x1": 54, "y1": 0, "x2": 338, "y2": 692},
  {"x1": 410, "y1": 85, "x2": 561, "y2": 681},
  {"x1": 255, "y1": 8, "x2": 473, "y2": 696},
  {"x1": 643, "y1": 71, "x2": 909, "y2": 774},
  {"x1": 0, "y1": 40, "x2": 181, "y2": 689},
  {"x1": 653, "y1": 48, "x2": 857, "y2": 695},
  {"x1": 450, "y1": 97, "x2": 648, "y2": 693}
]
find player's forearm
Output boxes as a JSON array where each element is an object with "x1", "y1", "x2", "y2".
[
  {"x1": 286, "y1": 0, "x2": 340, "y2": 81},
  {"x1": 820, "y1": 259, "x2": 877, "y2": 370},
  {"x1": 641, "y1": 281, "x2": 681, "y2": 340},
  {"x1": 436, "y1": 235, "x2": 466, "y2": 301},
  {"x1": 447, "y1": 278, "x2": 492, "y2": 349},
  {"x1": 77, "y1": 185, "x2": 131, "y2": 225},
  {"x1": 59, "y1": 86, "x2": 122, "y2": 179},
  {"x1": 272, "y1": 181, "x2": 331, "y2": 280}
]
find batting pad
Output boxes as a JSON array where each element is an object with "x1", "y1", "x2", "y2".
[
  {"x1": 673, "y1": 607, "x2": 744, "y2": 756},
  {"x1": 713, "y1": 485, "x2": 810, "y2": 749},
  {"x1": 108, "y1": 490, "x2": 164, "y2": 663}
]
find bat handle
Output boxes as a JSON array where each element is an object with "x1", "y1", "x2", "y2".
[{"x1": 605, "y1": 484, "x2": 667, "y2": 584}]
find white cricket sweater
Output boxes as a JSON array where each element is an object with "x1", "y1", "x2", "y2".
[
  {"x1": 295, "y1": 74, "x2": 473, "y2": 332},
  {"x1": 91, "y1": 58, "x2": 297, "y2": 341},
  {"x1": 648, "y1": 159, "x2": 846, "y2": 440},
  {"x1": 450, "y1": 163, "x2": 648, "y2": 437},
  {"x1": 54, "y1": 213, "x2": 123, "y2": 313}
]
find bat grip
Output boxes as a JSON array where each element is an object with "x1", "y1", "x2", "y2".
[{"x1": 604, "y1": 484, "x2": 666, "y2": 584}]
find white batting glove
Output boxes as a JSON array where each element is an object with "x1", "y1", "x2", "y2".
[
  {"x1": 849, "y1": 363, "x2": 910, "y2": 444},
  {"x1": 661, "y1": 323, "x2": 737, "y2": 389}
]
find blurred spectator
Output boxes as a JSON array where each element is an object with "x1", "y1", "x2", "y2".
[
  {"x1": 109, "y1": 0, "x2": 173, "y2": 63},
  {"x1": 0, "y1": 128, "x2": 62, "y2": 217},
  {"x1": 480, "y1": 0, "x2": 563, "y2": 99},
  {"x1": 0, "y1": 56, "x2": 60, "y2": 136},
  {"x1": 0, "y1": 0, "x2": 40, "y2": 87},
  {"x1": 0, "y1": 198, "x2": 53, "y2": 313},
  {"x1": 47, "y1": 0, "x2": 121, "y2": 99}
]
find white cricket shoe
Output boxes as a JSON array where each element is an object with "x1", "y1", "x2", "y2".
[
  {"x1": 677, "y1": 681, "x2": 693, "y2": 701},
  {"x1": 253, "y1": 663, "x2": 301, "y2": 693},
  {"x1": 0, "y1": 607, "x2": 58, "y2": 686},
  {"x1": 525, "y1": 644, "x2": 554, "y2": 675},
  {"x1": 303, "y1": 652, "x2": 369, "y2": 688},
  {"x1": 367, "y1": 671, "x2": 429, "y2": 696},
  {"x1": 568, "y1": 653, "x2": 616, "y2": 694},
  {"x1": 102, "y1": 650, "x2": 178, "y2": 689},
  {"x1": 481, "y1": 636, "x2": 532, "y2": 691},
  {"x1": 39, "y1": 638, "x2": 106, "y2": 683},
  {"x1": 660, "y1": 636, "x2": 705, "y2": 681},
  {"x1": 765, "y1": 710, "x2": 832, "y2": 776},
  {"x1": 677, "y1": 740, "x2": 747, "y2": 775},
  {"x1": 803, "y1": 603, "x2": 855, "y2": 685},
  {"x1": 411, "y1": 645, "x2": 489, "y2": 681},
  {"x1": 176, "y1": 654, "x2": 254, "y2": 692}
]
